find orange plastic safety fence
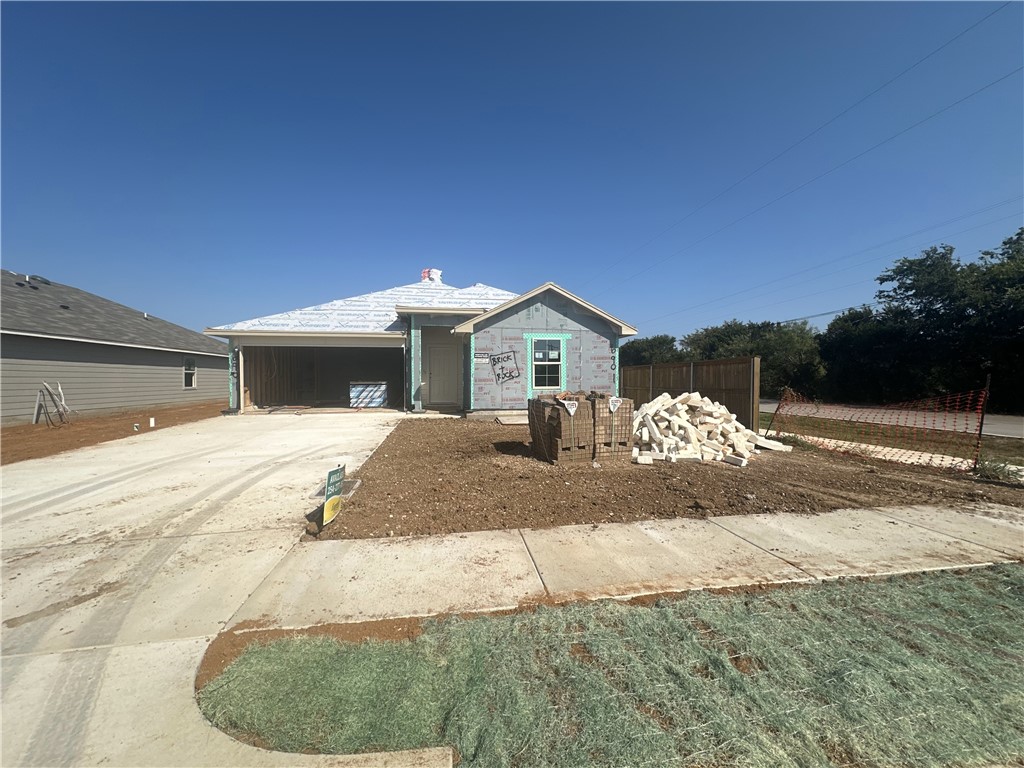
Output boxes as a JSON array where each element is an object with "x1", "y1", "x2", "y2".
[{"x1": 770, "y1": 387, "x2": 988, "y2": 471}]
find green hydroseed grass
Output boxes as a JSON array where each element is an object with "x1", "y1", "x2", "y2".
[{"x1": 199, "y1": 565, "x2": 1024, "y2": 767}]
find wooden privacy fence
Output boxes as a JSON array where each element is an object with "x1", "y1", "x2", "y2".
[{"x1": 621, "y1": 357, "x2": 760, "y2": 428}]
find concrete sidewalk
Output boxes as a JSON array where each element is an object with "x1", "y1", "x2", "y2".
[{"x1": 234, "y1": 503, "x2": 1023, "y2": 630}]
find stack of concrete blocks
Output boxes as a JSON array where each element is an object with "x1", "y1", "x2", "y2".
[
  {"x1": 631, "y1": 391, "x2": 792, "y2": 467},
  {"x1": 590, "y1": 394, "x2": 634, "y2": 460},
  {"x1": 528, "y1": 396, "x2": 595, "y2": 463}
]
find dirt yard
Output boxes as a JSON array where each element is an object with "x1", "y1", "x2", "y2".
[
  {"x1": 0, "y1": 400, "x2": 226, "y2": 465},
  {"x1": 318, "y1": 419, "x2": 1023, "y2": 540}
]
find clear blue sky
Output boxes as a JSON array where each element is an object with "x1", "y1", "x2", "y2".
[{"x1": 3, "y1": 2, "x2": 1022, "y2": 339}]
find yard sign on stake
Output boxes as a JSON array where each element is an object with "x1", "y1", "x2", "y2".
[
  {"x1": 558, "y1": 398, "x2": 578, "y2": 455},
  {"x1": 323, "y1": 465, "x2": 345, "y2": 527},
  {"x1": 608, "y1": 397, "x2": 622, "y2": 449}
]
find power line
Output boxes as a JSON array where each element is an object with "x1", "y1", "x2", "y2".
[
  {"x1": 765, "y1": 211, "x2": 1024, "y2": 290},
  {"x1": 689, "y1": 211, "x2": 1023, "y2": 321},
  {"x1": 634, "y1": 198, "x2": 1022, "y2": 325},
  {"x1": 777, "y1": 302, "x2": 883, "y2": 325},
  {"x1": 769, "y1": 247, "x2": 995, "y2": 327},
  {"x1": 600, "y1": 64, "x2": 1024, "y2": 297},
  {"x1": 677, "y1": 232, "x2": 1011, "y2": 330},
  {"x1": 639, "y1": 197, "x2": 1021, "y2": 324},
  {"x1": 760, "y1": 240, "x2": 1003, "y2": 324},
  {"x1": 574, "y1": 2, "x2": 1012, "y2": 291},
  {"x1": 732, "y1": 197, "x2": 1022, "y2": 292}
]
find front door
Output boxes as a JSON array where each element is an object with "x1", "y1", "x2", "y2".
[{"x1": 427, "y1": 345, "x2": 459, "y2": 406}]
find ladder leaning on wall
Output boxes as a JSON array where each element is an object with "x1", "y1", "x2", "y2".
[{"x1": 33, "y1": 381, "x2": 72, "y2": 427}]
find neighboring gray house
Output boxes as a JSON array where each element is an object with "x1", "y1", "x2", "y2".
[
  {"x1": 1, "y1": 270, "x2": 228, "y2": 424},
  {"x1": 205, "y1": 269, "x2": 636, "y2": 413}
]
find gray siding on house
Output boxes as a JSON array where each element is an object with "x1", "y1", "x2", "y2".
[
  {"x1": 470, "y1": 292, "x2": 618, "y2": 410},
  {"x1": 1, "y1": 334, "x2": 228, "y2": 423}
]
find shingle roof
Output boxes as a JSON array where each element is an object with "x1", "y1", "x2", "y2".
[
  {"x1": 0, "y1": 270, "x2": 228, "y2": 356},
  {"x1": 208, "y1": 278, "x2": 517, "y2": 334}
]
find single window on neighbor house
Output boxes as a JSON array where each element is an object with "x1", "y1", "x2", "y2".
[
  {"x1": 183, "y1": 358, "x2": 197, "y2": 389},
  {"x1": 532, "y1": 339, "x2": 562, "y2": 389}
]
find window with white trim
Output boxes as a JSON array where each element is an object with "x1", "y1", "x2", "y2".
[
  {"x1": 532, "y1": 339, "x2": 562, "y2": 389},
  {"x1": 183, "y1": 357, "x2": 197, "y2": 389}
]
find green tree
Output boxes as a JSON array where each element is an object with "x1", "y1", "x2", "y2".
[
  {"x1": 677, "y1": 320, "x2": 753, "y2": 360},
  {"x1": 970, "y1": 229, "x2": 1024, "y2": 411},
  {"x1": 818, "y1": 307, "x2": 916, "y2": 403},
  {"x1": 820, "y1": 228, "x2": 1023, "y2": 410},
  {"x1": 678, "y1": 320, "x2": 824, "y2": 398},
  {"x1": 618, "y1": 334, "x2": 681, "y2": 366},
  {"x1": 754, "y1": 321, "x2": 826, "y2": 398}
]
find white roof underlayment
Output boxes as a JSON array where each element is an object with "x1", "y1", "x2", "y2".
[{"x1": 209, "y1": 270, "x2": 517, "y2": 334}]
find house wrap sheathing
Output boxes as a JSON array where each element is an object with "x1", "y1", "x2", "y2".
[{"x1": 205, "y1": 269, "x2": 636, "y2": 412}]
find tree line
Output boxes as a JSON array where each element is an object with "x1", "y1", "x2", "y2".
[{"x1": 619, "y1": 228, "x2": 1023, "y2": 413}]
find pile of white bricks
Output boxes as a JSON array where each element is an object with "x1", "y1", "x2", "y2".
[{"x1": 631, "y1": 391, "x2": 792, "y2": 467}]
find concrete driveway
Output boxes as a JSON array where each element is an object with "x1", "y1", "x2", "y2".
[{"x1": 1, "y1": 411, "x2": 448, "y2": 768}]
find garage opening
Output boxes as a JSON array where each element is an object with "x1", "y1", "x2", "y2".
[{"x1": 244, "y1": 347, "x2": 404, "y2": 409}]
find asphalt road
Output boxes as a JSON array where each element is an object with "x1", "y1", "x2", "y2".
[{"x1": 759, "y1": 400, "x2": 1023, "y2": 439}]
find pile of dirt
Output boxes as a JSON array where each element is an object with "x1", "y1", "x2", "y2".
[
  {"x1": 0, "y1": 400, "x2": 226, "y2": 464},
  {"x1": 317, "y1": 419, "x2": 1021, "y2": 540}
]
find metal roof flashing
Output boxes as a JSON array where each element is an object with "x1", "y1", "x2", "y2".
[{"x1": 394, "y1": 306, "x2": 487, "y2": 316}]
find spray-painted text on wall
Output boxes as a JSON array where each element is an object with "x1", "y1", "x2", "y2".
[{"x1": 489, "y1": 351, "x2": 521, "y2": 385}]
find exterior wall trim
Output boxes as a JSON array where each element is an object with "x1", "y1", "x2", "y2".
[
  {"x1": 468, "y1": 333, "x2": 475, "y2": 410},
  {"x1": 2, "y1": 330, "x2": 228, "y2": 358},
  {"x1": 454, "y1": 283, "x2": 637, "y2": 337},
  {"x1": 206, "y1": 329, "x2": 404, "y2": 340},
  {"x1": 523, "y1": 332, "x2": 572, "y2": 400},
  {"x1": 395, "y1": 306, "x2": 486, "y2": 316},
  {"x1": 410, "y1": 316, "x2": 421, "y2": 411}
]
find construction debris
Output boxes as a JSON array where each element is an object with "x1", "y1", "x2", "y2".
[{"x1": 631, "y1": 391, "x2": 792, "y2": 468}]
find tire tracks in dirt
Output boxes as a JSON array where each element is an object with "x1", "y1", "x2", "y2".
[
  {"x1": 3, "y1": 441, "x2": 328, "y2": 656},
  {"x1": 770, "y1": 478, "x2": 897, "y2": 512},
  {"x1": 5, "y1": 441, "x2": 333, "y2": 767},
  {"x1": 1, "y1": 444, "x2": 229, "y2": 524}
]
